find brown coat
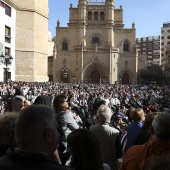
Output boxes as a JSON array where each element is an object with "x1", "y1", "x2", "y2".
[{"x1": 120, "y1": 141, "x2": 170, "y2": 170}]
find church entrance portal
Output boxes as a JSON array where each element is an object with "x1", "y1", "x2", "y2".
[
  {"x1": 90, "y1": 70, "x2": 100, "y2": 83},
  {"x1": 61, "y1": 74, "x2": 68, "y2": 83},
  {"x1": 122, "y1": 73, "x2": 129, "y2": 84}
]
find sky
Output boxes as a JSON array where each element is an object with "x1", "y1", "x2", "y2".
[{"x1": 48, "y1": 0, "x2": 170, "y2": 38}]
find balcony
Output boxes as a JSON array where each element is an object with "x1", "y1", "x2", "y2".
[{"x1": 5, "y1": 35, "x2": 11, "y2": 43}]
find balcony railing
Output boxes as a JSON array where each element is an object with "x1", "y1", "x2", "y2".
[{"x1": 74, "y1": 45, "x2": 119, "y2": 52}]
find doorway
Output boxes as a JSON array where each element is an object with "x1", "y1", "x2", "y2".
[
  {"x1": 122, "y1": 73, "x2": 129, "y2": 84},
  {"x1": 90, "y1": 70, "x2": 100, "y2": 83}
]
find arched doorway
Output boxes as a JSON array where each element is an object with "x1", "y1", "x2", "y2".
[
  {"x1": 122, "y1": 73, "x2": 129, "y2": 84},
  {"x1": 61, "y1": 73, "x2": 68, "y2": 83},
  {"x1": 90, "y1": 70, "x2": 100, "y2": 83}
]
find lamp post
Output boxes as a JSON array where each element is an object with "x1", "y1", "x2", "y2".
[
  {"x1": 0, "y1": 53, "x2": 13, "y2": 82},
  {"x1": 71, "y1": 73, "x2": 77, "y2": 83},
  {"x1": 61, "y1": 65, "x2": 68, "y2": 78}
]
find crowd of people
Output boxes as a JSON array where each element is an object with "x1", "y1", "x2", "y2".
[{"x1": 0, "y1": 80, "x2": 170, "y2": 170}]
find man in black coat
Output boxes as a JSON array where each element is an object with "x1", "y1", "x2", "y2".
[{"x1": 0, "y1": 105, "x2": 67, "y2": 170}]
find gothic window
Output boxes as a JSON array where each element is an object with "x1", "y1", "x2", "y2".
[
  {"x1": 94, "y1": 12, "x2": 98, "y2": 20},
  {"x1": 88, "y1": 11, "x2": 92, "y2": 20},
  {"x1": 62, "y1": 40, "x2": 68, "y2": 51},
  {"x1": 123, "y1": 40, "x2": 129, "y2": 52},
  {"x1": 100, "y1": 12, "x2": 104, "y2": 20}
]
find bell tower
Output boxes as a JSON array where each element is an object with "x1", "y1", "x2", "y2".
[{"x1": 12, "y1": 0, "x2": 49, "y2": 82}]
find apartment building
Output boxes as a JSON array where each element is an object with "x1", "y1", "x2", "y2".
[
  {"x1": 161, "y1": 21, "x2": 170, "y2": 68},
  {"x1": 0, "y1": 0, "x2": 18, "y2": 81},
  {"x1": 164, "y1": 46, "x2": 170, "y2": 80},
  {"x1": 136, "y1": 36, "x2": 161, "y2": 67}
]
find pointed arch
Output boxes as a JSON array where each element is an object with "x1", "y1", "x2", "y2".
[
  {"x1": 94, "y1": 11, "x2": 98, "y2": 20},
  {"x1": 83, "y1": 62, "x2": 108, "y2": 83},
  {"x1": 123, "y1": 40, "x2": 129, "y2": 52},
  {"x1": 100, "y1": 12, "x2": 104, "y2": 20},
  {"x1": 122, "y1": 73, "x2": 129, "y2": 84},
  {"x1": 56, "y1": 68, "x2": 72, "y2": 83},
  {"x1": 90, "y1": 70, "x2": 101, "y2": 83},
  {"x1": 119, "y1": 68, "x2": 134, "y2": 84},
  {"x1": 62, "y1": 40, "x2": 68, "y2": 51},
  {"x1": 88, "y1": 11, "x2": 92, "y2": 20}
]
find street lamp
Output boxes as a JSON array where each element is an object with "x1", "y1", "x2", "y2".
[
  {"x1": 71, "y1": 73, "x2": 77, "y2": 82},
  {"x1": 0, "y1": 53, "x2": 13, "y2": 82},
  {"x1": 61, "y1": 65, "x2": 68, "y2": 78}
]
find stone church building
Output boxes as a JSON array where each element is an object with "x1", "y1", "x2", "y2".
[{"x1": 53, "y1": 0, "x2": 138, "y2": 84}]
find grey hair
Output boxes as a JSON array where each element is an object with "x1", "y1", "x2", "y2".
[
  {"x1": 15, "y1": 105, "x2": 55, "y2": 148},
  {"x1": 97, "y1": 104, "x2": 112, "y2": 123},
  {"x1": 152, "y1": 113, "x2": 170, "y2": 141}
]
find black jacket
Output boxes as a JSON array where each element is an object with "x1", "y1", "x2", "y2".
[{"x1": 0, "y1": 149, "x2": 67, "y2": 170}]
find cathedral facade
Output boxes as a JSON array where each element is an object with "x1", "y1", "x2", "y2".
[{"x1": 54, "y1": 0, "x2": 138, "y2": 84}]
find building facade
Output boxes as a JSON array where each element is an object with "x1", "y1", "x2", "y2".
[
  {"x1": 136, "y1": 36, "x2": 161, "y2": 66},
  {"x1": 161, "y1": 22, "x2": 170, "y2": 73},
  {"x1": 48, "y1": 31, "x2": 54, "y2": 81},
  {"x1": 161, "y1": 22, "x2": 170, "y2": 64},
  {"x1": 0, "y1": 0, "x2": 18, "y2": 81},
  {"x1": 12, "y1": 0, "x2": 49, "y2": 82},
  {"x1": 54, "y1": 0, "x2": 137, "y2": 84}
]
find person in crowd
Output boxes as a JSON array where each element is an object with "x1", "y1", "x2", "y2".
[
  {"x1": 67, "y1": 129, "x2": 111, "y2": 170},
  {"x1": 110, "y1": 94, "x2": 120, "y2": 106},
  {"x1": 0, "y1": 113, "x2": 18, "y2": 157},
  {"x1": 53, "y1": 94, "x2": 80, "y2": 164},
  {"x1": 0, "y1": 100, "x2": 5, "y2": 115},
  {"x1": 116, "y1": 105, "x2": 129, "y2": 125},
  {"x1": 129, "y1": 95, "x2": 142, "y2": 109},
  {"x1": 4, "y1": 96, "x2": 25, "y2": 113},
  {"x1": 126, "y1": 108, "x2": 145, "y2": 151},
  {"x1": 144, "y1": 154, "x2": 170, "y2": 170},
  {"x1": 69, "y1": 93, "x2": 81, "y2": 114},
  {"x1": 90, "y1": 104, "x2": 122, "y2": 170},
  {"x1": 120, "y1": 113, "x2": 170, "y2": 170},
  {"x1": 33, "y1": 95, "x2": 52, "y2": 106},
  {"x1": 33, "y1": 94, "x2": 61, "y2": 164},
  {"x1": 53, "y1": 95, "x2": 80, "y2": 145},
  {"x1": 124, "y1": 104, "x2": 133, "y2": 123},
  {"x1": 111, "y1": 116, "x2": 127, "y2": 137},
  {"x1": 133, "y1": 112, "x2": 160, "y2": 145},
  {"x1": 0, "y1": 105, "x2": 67, "y2": 170}
]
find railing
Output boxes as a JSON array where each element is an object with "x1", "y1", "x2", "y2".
[
  {"x1": 87, "y1": 0, "x2": 105, "y2": 5},
  {"x1": 74, "y1": 45, "x2": 119, "y2": 52}
]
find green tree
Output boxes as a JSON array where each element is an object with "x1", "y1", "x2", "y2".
[{"x1": 138, "y1": 65, "x2": 167, "y2": 85}]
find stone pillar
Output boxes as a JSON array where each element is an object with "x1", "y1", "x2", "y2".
[{"x1": 13, "y1": 0, "x2": 49, "y2": 82}]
